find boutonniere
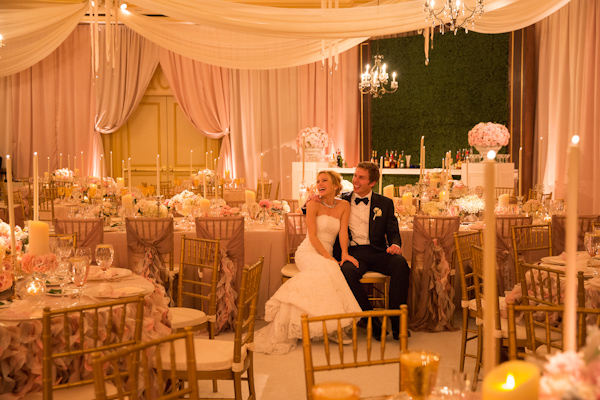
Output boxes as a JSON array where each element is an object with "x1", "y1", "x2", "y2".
[{"x1": 373, "y1": 207, "x2": 382, "y2": 220}]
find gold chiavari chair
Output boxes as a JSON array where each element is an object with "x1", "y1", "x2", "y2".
[
  {"x1": 552, "y1": 214, "x2": 600, "y2": 254},
  {"x1": 528, "y1": 188, "x2": 553, "y2": 202},
  {"x1": 494, "y1": 187, "x2": 515, "y2": 197},
  {"x1": 41, "y1": 296, "x2": 145, "y2": 400},
  {"x1": 92, "y1": 328, "x2": 199, "y2": 400},
  {"x1": 282, "y1": 198, "x2": 300, "y2": 213},
  {"x1": 172, "y1": 236, "x2": 220, "y2": 334},
  {"x1": 37, "y1": 183, "x2": 58, "y2": 222},
  {"x1": 518, "y1": 261, "x2": 586, "y2": 309},
  {"x1": 256, "y1": 179, "x2": 272, "y2": 200},
  {"x1": 160, "y1": 180, "x2": 173, "y2": 198},
  {"x1": 281, "y1": 213, "x2": 307, "y2": 283},
  {"x1": 507, "y1": 304, "x2": 600, "y2": 361},
  {"x1": 159, "y1": 258, "x2": 264, "y2": 400},
  {"x1": 301, "y1": 306, "x2": 409, "y2": 400},
  {"x1": 511, "y1": 223, "x2": 553, "y2": 279},
  {"x1": 453, "y1": 231, "x2": 482, "y2": 379},
  {"x1": 0, "y1": 188, "x2": 26, "y2": 227}
]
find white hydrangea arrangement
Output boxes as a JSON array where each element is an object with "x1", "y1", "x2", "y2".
[
  {"x1": 422, "y1": 201, "x2": 445, "y2": 216},
  {"x1": 454, "y1": 194, "x2": 485, "y2": 215},
  {"x1": 134, "y1": 199, "x2": 169, "y2": 218},
  {"x1": 168, "y1": 190, "x2": 203, "y2": 216}
]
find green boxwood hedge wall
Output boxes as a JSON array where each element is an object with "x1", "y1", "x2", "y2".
[{"x1": 371, "y1": 31, "x2": 510, "y2": 185}]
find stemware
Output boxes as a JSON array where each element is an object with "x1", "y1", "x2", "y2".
[
  {"x1": 584, "y1": 232, "x2": 600, "y2": 276},
  {"x1": 95, "y1": 244, "x2": 115, "y2": 281},
  {"x1": 75, "y1": 247, "x2": 93, "y2": 265},
  {"x1": 400, "y1": 351, "x2": 440, "y2": 400},
  {"x1": 71, "y1": 257, "x2": 90, "y2": 303},
  {"x1": 55, "y1": 236, "x2": 74, "y2": 261},
  {"x1": 53, "y1": 260, "x2": 72, "y2": 305}
]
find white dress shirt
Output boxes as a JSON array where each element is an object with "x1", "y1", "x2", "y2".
[{"x1": 348, "y1": 191, "x2": 372, "y2": 246}]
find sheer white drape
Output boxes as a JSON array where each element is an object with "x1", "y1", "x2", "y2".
[
  {"x1": 95, "y1": 25, "x2": 159, "y2": 134},
  {"x1": 0, "y1": 0, "x2": 573, "y2": 76},
  {"x1": 535, "y1": 0, "x2": 600, "y2": 213}
]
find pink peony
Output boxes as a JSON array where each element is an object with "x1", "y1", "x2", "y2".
[
  {"x1": 0, "y1": 271, "x2": 12, "y2": 291},
  {"x1": 259, "y1": 199, "x2": 271, "y2": 209},
  {"x1": 21, "y1": 253, "x2": 58, "y2": 275}
]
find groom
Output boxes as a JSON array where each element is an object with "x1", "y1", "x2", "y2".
[{"x1": 334, "y1": 161, "x2": 410, "y2": 339}]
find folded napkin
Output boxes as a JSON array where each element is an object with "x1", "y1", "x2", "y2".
[
  {"x1": 95, "y1": 283, "x2": 142, "y2": 298},
  {"x1": 88, "y1": 266, "x2": 118, "y2": 280},
  {"x1": 558, "y1": 251, "x2": 591, "y2": 272}
]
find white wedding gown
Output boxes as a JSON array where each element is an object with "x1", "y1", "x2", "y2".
[{"x1": 254, "y1": 215, "x2": 362, "y2": 355}]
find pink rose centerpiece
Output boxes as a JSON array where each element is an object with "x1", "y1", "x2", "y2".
[
  {"x1": 0, "y1": 220, "x2": 27, "y2": 293},
  {"x1": 51, "y1": 168, "x2": 74, "y2": 183},
  {"x1": 468, "y1": 122, "x2": 510, "y2": 155},
  {"x1": 296, "y1": 127, "x2": 330, "y2": 161}
]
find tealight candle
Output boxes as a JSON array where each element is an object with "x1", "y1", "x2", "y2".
[
  {"x1": 482, "y1": 361, "x2": 540, "y2": 400},
  {"x1": 439, "y1": 190, "x2": 449, "y2": 203}
]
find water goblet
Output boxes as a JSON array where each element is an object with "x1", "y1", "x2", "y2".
[
  {"x1": 400, "y1": 350, "x2": 440, "y2": 400},
  {"x1": 71, "y1": 257, "x2": 90, "y2": 303},
  {"x1": 55, "y1": 236, "x2": 74, "y2": 261},
  {"x1": 54, "y1": 260, "x2": 72, "y2": 305},
  {"x1": 95, "y1": 244, "x2": 115, "y2": 282},
  {"x1": 584, "y1": 232, "x2": 600, "y2": 276},
  {"x1": 75, "y1": 247, "x2": 93, "y2": 265}
]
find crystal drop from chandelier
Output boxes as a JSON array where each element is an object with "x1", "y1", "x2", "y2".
[
  {"x1": 359, "y1": 54, "x2": 398, "y2": 98},
  {"x1": 424, "y1": 0, "x2": 484, "y2": 35}
]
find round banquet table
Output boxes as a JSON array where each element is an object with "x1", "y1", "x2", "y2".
[{"x1": 0, "y1": 273, "x2": 171, "y2": 397}]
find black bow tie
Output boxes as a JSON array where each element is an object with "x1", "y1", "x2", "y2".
[{"x1": 355, "y1": 197, "x2": 369, "y2": 205}]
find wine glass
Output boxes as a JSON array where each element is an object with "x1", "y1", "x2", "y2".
[
  {"x1": 53, "y1": 260, "x2": 72, "y2": 305},
  {"x1": 71, "y1": 257, "x2": 90, "y2": 303},
  {"x1": 95, "y1": 244, "x2": 114, "y2": 281},
  {"x1": 75, "y1": 247, "x2": 93, "y2": 265},
  {"x1": 55, "y1": 236, "x2": 74, "y2": 261},
  {"x1": 584, "y1": 232, "x2": 600, "y2": 276},
  {"x1": 400, "y1": 351, "x2": 440, "y2": 400}
]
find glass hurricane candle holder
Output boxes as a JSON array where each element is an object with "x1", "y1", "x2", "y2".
[{"x1": 17, "y1": 275, "x2": 46, "y2": 301}]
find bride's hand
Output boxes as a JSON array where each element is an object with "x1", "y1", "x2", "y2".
[
  {"x1": 306, "y1": 193, "x2": 320, "y2": 203},
  {"x1": 340, "y1": 254, "x2": 359, "y2": 268}
]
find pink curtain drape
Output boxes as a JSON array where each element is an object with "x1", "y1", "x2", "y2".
[
  {"x1": 535, "y1": 0, "x2": 600, "y2": 213},
  {"x1": 95, "y1": 25, "x2": 159, "y2": 134},
  {"x1": 229, "y1": 46, "x2": 359, "y2": 199},
  {"x1": 10, "y1": 25, "x2": 101, "y2": 178},
  {"x1": 158, "y1": 49, "x2": 232, "y2": 171}
]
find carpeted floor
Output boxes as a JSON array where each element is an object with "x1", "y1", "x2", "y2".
[{"x1": 195, "y1": 315, "x2": 481, "y2": 399}]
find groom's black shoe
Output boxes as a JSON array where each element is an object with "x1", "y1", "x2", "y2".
[
  {"x1": 392, "y1": 330, "x2": 411, "y2": 340},
  {"x1": 371, "y1": 318, "x2": 387, "y2": 341}
]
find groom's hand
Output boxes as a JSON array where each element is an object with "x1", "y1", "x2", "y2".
[{"x1": 386, "y1": 244, "x2": 402, "y2": 255}]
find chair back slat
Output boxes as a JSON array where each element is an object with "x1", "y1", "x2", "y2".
[
  {"x1": 233, "y1": 258, "x2": 264, "y2": 363},
  {"x1": 284, "y1": 213, "x2": 307, "y2": 264}
]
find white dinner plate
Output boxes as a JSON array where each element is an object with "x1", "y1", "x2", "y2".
[
  {"x1": 540, "y1": 255, "x2": 566, "y2": 266},
  {"x1": 87, "y1": 266, "x2": 132, "y2": 281}
]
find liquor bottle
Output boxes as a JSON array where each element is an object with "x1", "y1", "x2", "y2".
[
  {"x1": 399, "y1": 151, "x2": 405, "y2": 168},
  {"x1": 371, "y1": 150, "x2": 376, "y2": 164},
  {"x1": 389, "y1": 151, "x2": 396, "y2": 169},
  {"x1": 456, "y1": 150, "x2": 462, "y2": 169},
  {"x1": 395, "y1": 150, "x2": 399, "y2": 168},
  {"x1": 336, "y1": 149, "x2": 342, "y2": 168},
  {"x1": 374, "y1": 150, "x2": 378, "y2": 166},
  {"x1": 384, "y1": 150, "x2": 390, "y2": 168}
]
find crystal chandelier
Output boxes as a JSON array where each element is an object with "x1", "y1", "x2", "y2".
[
  {"x1": 359, "y1": 53, "x2": 398, "y2": 98},
  {"x1": 424, "y1": 0, "x2": 484, "y2": 35}
]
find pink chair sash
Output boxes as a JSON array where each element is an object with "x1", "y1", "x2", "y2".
[
  {"x1": 54, "y1": 218, "x2": 104, "y2": 263},
  {"x1": 195, "y1": 216, "x2": 245, "y2": 333},
  {"x1": 0, "y1": 205, "x2": 24, "y2": 229},
  {"x1": 552, "y1": 215, "x2": 600, "y2": 255},
  {"x1": 409, "y1": 216, "x2": 460, "y2": 332},
  {"x1": 125, "y1": 218, "x2": 174, "y2": 289}
]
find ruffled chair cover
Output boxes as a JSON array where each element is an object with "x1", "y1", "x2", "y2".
[
  {"x1": 495, "y1": 215, "x2": 532, "y2": 294},
  {"x1": 552, "y1": 214, "x2": 600, "y2": 255},
  {"x1": 54, "y1": 218, "x2": 103, "y2": 263},
  {"x1": 409, "y1": 216, "x2": 460, "y2": 332},
  {"x1": 125, "y1": 217, "x2": 174, "y2": 291},
  {"x1": 195, "y1": 216, "x2": 244, "y2": 333}
]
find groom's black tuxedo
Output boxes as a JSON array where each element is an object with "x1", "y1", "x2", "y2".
[{"x1": 335, "y1": 191, "x2": 410, "y2": 335}]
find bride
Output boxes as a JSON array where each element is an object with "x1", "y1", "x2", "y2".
[{"x1": 254, "y1": 170, "x2": 362, "y2": 355}]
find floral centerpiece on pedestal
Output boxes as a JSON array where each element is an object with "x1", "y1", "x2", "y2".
[
  {"x1": 422, "y1": 201, "x2": 445, "y2": 216},
  {"x1": 454, "y1": 194, "x2": 486, "y2": 216},
  {"x1": 168, "y1": 190, "x2": 203, "y2": 217},
  {"x1": 86, "y1": 177, "x2": 119, "y2": 197},
  {"x1": 134, "y1": 199, "x2": 169, "y2": 218},
  {"x1": 468, "y1": 122, "x2": 510, "y2": 154},
  {"x1": 296, "y1": 127, "x2": 330, "y2": 161},
  {"x1": 539, "y1": 326, "x2": 600, "y2": 399},
  {"x1": 51, "y1": 168, "x2": 74, "y2": 182}
]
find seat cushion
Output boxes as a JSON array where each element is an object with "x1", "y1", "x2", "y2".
[
  {"x1": 20, "y1": 383, "x2": 117, "y2": 400},
  {"x1": 169, "y1": 307, "x2": 208, "y2": 330},
  {"x1": 468, "y1": 296, "x2": 507, "y2": 313},
  {"x1": 361, "y1": 271, "x2": 388, "y2": 280},
  {"x1": 160, "y1": 337, "x2": 247, "y2": 372},
  {"x1": 281, "y1": 263, "x2": 299, "y2": 278}
]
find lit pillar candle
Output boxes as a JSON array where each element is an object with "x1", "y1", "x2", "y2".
[
  {"x1": 439, "y1": 190, "x2": 449, "y2": 203},
  {"x1": 483, "y1": 150, "x2": 498, "y2": 374},
  {"x1": 402, "y1": 192, "x2": 413, "y2": 207},
  {"x1": 110, "y1": 151, "x2": 113, "y2": 178},
  {"x1": 517, "y1": 147, "x2": 522, "y2": 196},
  {"x1": 33, "y1": 152, "x2": 39, "y2": 221},
  {"x1": 564, "y1": 135, "x2": 580, "y2": 352},
  {"x1": 498, "y1": 193, "x2": 509, "y2": 207},
  {"x1": 199, "y1": 198, "x2": 211, "y2": 214},
  {"x1": 379, "y1": 156, "x2": 383, "y2": 195},
  {"x1": 190, "y1": 150, "x2": 193, "y2": 175},
  {"x1": 122, "y1": 193, "x2": 133, "y2": 208},
  {"x1": 482, "y1": 361, "x2": 540, "y2": 399},
  {"x1": 156, "y1": 154, "x2": 160, "y2": 197},
  {"x1": 29, "y1": 220, "x2": 50, "y2": 255},
  {"x1": 225, "y1": 170, "x2": 231, "y2": 180},
  {"x1": 116, "y1": 177, "x2": 124, "y2": 189},
  {"x1": 127, "y1": 158, "x2": 132, "y2": 190},
  {"x1": 5, "y1": 155, "x2": 17, "y2": 254},
  {"x1": 245, "y1": 190, "x2": 256, "y2": 205}
]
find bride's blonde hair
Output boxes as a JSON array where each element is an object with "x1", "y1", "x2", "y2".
[{"x1": 317, "y1": 170, "x2": 342, "y2": 196}]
